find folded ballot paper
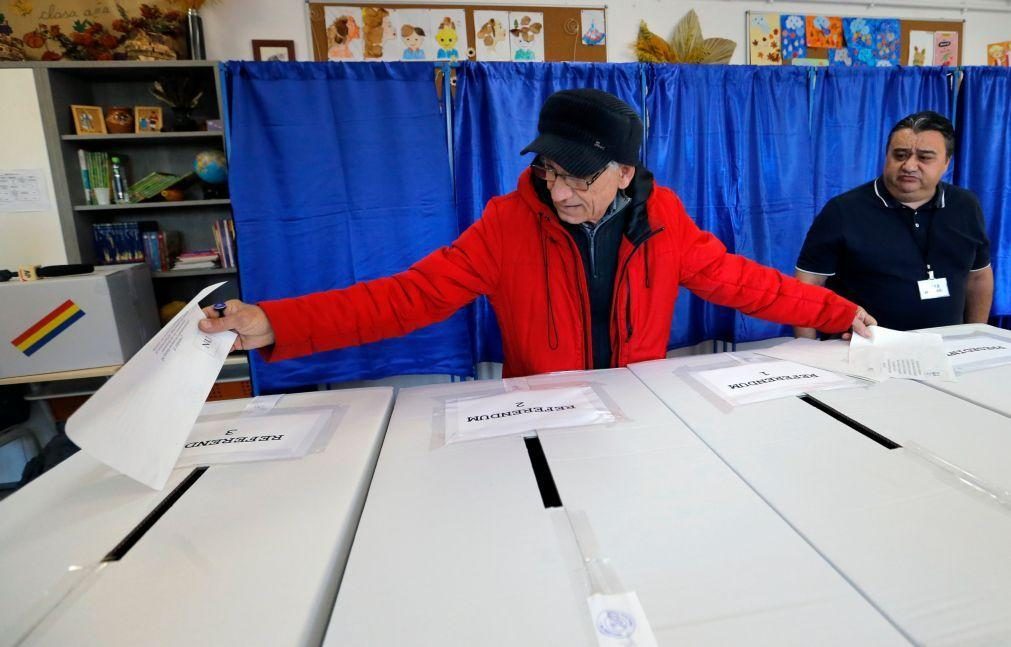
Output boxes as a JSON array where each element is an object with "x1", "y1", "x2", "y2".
[
  {"x1": 66, "y1": 282, "x2": 237, "y2": 490},
  {"x1": 756, "y1": 326, "x2": 955, "y2": 382}
]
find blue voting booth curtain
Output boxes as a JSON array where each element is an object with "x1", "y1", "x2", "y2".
[
  {"x1": 955, "y1": 67, "x2": 1011, "y2": 318},
  {"x1": 810, "y1": 67, "x2": 953, "y2": 213},
  {"x1": 647, "y1": 65, "x2": 814, "y2": 344},
  {"x1": 224, "y1": 62, "x2": 472, "y2": 392},
  {"x1": 453, "y1": 62, "x2": 644, "y2": 363}
]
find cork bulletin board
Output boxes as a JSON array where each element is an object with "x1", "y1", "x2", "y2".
[{"x1": 308, "y1": 2, "x2": 608, "y2": 62}]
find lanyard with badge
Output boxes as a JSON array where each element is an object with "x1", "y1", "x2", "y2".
[{"x1": 911, "y1": 209, "x2": 949, "y2": 300}]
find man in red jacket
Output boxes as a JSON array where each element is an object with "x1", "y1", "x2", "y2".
[{"x1": 200, "y1": 89, "x2": 875, "y2": 377}]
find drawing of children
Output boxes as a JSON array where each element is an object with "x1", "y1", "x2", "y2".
[
  {"x1": 362, "y1": 7, "x2": 395, "y2": 59},
  {"x1": 327, "y1": 15, "x2": 361, "y2": 60},
  {"x1": 401, "y1": 24, "x2": 426, "y2": 60},
  {"x1": 435, "y1": 17, "x2": 459, "y2": 61}
]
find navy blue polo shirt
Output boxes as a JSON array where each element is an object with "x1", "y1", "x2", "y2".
[{"x1": 797, "y1": 177, "x2": 990, "y2": 330}]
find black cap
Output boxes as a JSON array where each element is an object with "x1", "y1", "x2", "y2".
[{"x1": 521, "y1": 89, "x2": 643, "y2": 177}]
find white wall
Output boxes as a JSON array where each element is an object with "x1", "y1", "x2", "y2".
[
  {"x1": 0, "y1": 68, "x2": 68, "y2": 268},
  {"x1": 201, "y1": 0, "x2": 1011, "y2": 65}
]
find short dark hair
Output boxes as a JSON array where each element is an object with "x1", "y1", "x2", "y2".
[{"x1": 887, "y1": 111, "x2": 955, "y2": 158}]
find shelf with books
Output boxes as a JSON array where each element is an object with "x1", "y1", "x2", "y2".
[
  {"x1": 30, "y1": 60, "x2": 240, "y2": 310},
  {"x1": 74, "y1": 199, "x2": 231, "y2": 212},
  {"x1": 61, "y1": 132, "x2": 224, "y2": 142},
  {"x1": 152, "y1": 268, "x2": 237, "y2": 278}
]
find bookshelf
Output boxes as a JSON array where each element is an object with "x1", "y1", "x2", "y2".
[{"x1": 21, "y1": 60, "x2": 240, "y2": 309}]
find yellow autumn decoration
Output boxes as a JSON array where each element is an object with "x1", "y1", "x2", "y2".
[{"x1": 634, "y1": 11, "x2": 736, "y2": 64}]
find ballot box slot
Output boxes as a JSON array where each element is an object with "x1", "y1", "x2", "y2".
[
  {"x1": 102, "y1": 466, "x2": 209, "y2": 562},
  {"x1": 800, "y1": 395, "x2": 901, "y2": 450},
  {"x1": 524, "y1": 436, "x2": 563, "y2": 508}
]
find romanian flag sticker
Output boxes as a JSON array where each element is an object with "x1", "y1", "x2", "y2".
[{"x1": 11, "y1": 300, "x2": 86, "y2": 357}]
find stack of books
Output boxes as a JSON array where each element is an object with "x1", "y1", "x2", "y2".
[
  {"x1": 93, "y1": 222, "x2": 154, "y2": 264},
  {"x1": 141, "y1": 230, "x2": 181, "y2": 272},
  {"x1": 213, "y1": 218, "x2": 238, "y2": 269},
  {"x1": 171, "y1": 250, "x2": 220, "y2": 272}
]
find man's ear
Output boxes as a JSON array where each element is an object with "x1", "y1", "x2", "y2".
[{"x1": 616, "y1": 164, "x2": 636, "y2": 190}]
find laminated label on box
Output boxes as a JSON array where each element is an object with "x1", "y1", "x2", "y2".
[{"x1": 0, "y1": 264, "x2": 158, "y2": 379}]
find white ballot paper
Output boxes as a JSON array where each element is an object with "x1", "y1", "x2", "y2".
[
  {"x1": 444, "y1": 385, "x2": 614, "y2": 445},
  {"x1": 943, "y1": 334, "x2": 1011, "y2": 373},
  {"x1": 694, "y1": 359, "x2": 861, "y2": 406},
  {"x1": 849, "y1": 325, "x2": 955, "y2": 381},
  {"x1": 755, "y1": 338, "x2": 886, "y2": 383},
  {"x1": 66, "y1": 282, "x2": 236, "y2": 489},
  {"x1": 175, "y1": 410, "x2": 329, "y2": 468},
  {"x1": 587, "y1": 592, "x2": 658, "y2": 647}
]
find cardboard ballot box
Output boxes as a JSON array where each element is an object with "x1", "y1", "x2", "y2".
[
  {"x1": 0, "y1": 388, "x2": 394, "y2": 646},
  {"x1": 631, "y1": 353, "x2": 1011, "y2": 645},
  {"x1": 0, "y1": 264, "x2": 158, "y2": 379},
  {"x1": 325, "y1": 369, "x2": 905, "y2": 646}
]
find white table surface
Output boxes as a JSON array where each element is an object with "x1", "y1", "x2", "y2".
[
  {"x1": 631, "y1": 353, "x2": 1011, "y2": 646},
  {"x1": 917, "y1": 323, "x2": 1011, "y2": 418},
  {"x1": 7, "y1": 387, "x2": 394, "y2": 647},
  {"x1": 325, "y1": 369, "x2": 905, "y2": 646}
]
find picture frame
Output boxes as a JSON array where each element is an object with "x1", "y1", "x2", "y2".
[
  {"x1": 134, "y1": 106, "x2": 163, "y2": 133},
  {"x1": 252, "y1": 39, "x2": 296, "y2": 62},
  {"x1": 71, "y1": 105, "x2": 106, "y2": 135}
]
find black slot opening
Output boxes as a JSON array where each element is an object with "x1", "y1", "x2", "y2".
[
  {"x1": 524, "y1": 436, "x2": 563, "y2": 508},
  {"x1": 103, "y1": 466, "x2": 208, "y2": 562},
  {"x1": 800, "y1": 395, "x2": 901, "y2": 450}
]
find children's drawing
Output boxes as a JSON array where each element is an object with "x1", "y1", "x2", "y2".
[
  {"x1": 805, "y1": 15, "x2": 842, "y2": 49},
  {"x1": 473, "y1": 10, "x2": 510, "y2": 61},
  {"x1": 779, "y1": 15, "x2": 806, "y2": 60},
  {"x1": 748, "y1": 12, "x2": 781, "y2": 65},
  {"x1": 392, "y1": 10, "x2": 433, "y2": 61},
  {"x1": 580, "y1": 10, "x2": 605, "y2": 46},
  {"x1": 934, "y1": 31, "x2": 958, "y2": 67},
  {"x1": 508, "y1": 12, "x2": 544, "y2": 62},
  {"x1": 908, "y1": 31, "x2": 934, "y2": 66},
  {"x1": 840, "y1": 18, "x2": 899, "y2": 67},
  {"x1": 325, "y1": 6, "x2": 364, "y2": 61},
  {"x1": 362, "y1": 7, "x2": 396, "y2": 60}
]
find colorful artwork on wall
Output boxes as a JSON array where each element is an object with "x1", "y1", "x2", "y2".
[
  {"x1": 934, "y1": 31, "x2": 958, "y2": 67},
  {"x1": 805, "y1": 15, "x2": 842, "y2": 49},
  {"x1": 779, "y1": 14, "x2": 806, "y2": 61},
  {"x1": 748, "y1": 12, "x2": 781, "y2": 65}
]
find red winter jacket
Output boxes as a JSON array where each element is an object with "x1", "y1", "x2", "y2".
[{"x1": 259, "y1": 170, "x2": 857, "y2": 377}]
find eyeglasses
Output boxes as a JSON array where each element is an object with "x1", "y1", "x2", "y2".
[{"x1": 530, "y1": 163, "x2": 609, "y2": 191}]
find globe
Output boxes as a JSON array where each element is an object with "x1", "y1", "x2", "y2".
[{"x1": 194, "y1": 150, "x2": 228, "y2": 184}]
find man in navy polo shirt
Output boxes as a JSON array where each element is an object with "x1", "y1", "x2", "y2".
[{"x1": 794, "y1": 111, "x2": 993, "y2": 336}]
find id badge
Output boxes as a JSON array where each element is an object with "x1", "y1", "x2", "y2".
[{"x1": 918, "y1": 276, "x2": 950, "y2": 300}]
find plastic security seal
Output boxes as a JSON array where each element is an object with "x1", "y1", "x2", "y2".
[{"x1": 561, "y1": 510, "x2": 659, "y2": 647}]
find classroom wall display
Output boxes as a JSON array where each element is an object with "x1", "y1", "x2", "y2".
[
  {"x1": 988, "y1": 41, "x2": 1011, "y2": 66},
  {"x1": 747, "y1": 12, "x2": 963, "y2": 68},
  {"x1": 507, "y1": 12, "x2": 543, "y2": 62},
  {"x1": 747, "y1": 12, "x2": 781, "y2": 65},
  {"x1": 309, "y1": 2, "x2": 606, "y2": 62},
  {"x1": 473, "y1": 10, "x2": 510, "y2": 61}
]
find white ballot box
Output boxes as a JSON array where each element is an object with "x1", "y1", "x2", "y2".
[
  {"x1": 0, "y1": 388, "x2": 393, "y2": 647},
  {"x1": 917, "y1": 323, "x2": 1011, "y2": 417},
  {"x1": 324, "y1": 369, "x2": 905, "y2": 646},
  {"x1": 0, "y1": 264, "x2": 159, "y2": 379},
  {"x1": 631, "y1": 353, "x2": 1011, "y2": 645}
]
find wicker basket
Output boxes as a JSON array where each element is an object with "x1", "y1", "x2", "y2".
[
  {"x1": 0, "y1": 35, "x2": 26, "y2": 62},
  {"x1": 123, "y1": 30, "x2": 178, "y2": 61}
]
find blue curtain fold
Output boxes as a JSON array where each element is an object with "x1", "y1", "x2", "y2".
[
  {"x1": 954, "y1": 67, "x2": 1011, "y2": 318},
  {"x1": 646, "y1": 65, "x2": 815, "y2": 344},
  {"x1": 810, "y1": 67, "x2": 954, "y2": 212},
  {"x1": 223, "y1": 61, "x2": 473, "y2": 392},
  {"x1": 453, "y1": 62, "x2": 644, "y2": 363}
]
